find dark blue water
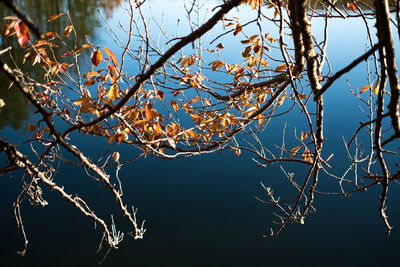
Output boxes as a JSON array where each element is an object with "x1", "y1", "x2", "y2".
[{"x1": 1, "y1": 1, "x2": 400, "y2": 266}]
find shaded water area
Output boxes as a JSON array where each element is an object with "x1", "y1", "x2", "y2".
[{"x1": 1, "y1": 1, "x2": 400, "y2": 266}]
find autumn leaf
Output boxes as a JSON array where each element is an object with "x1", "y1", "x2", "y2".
[
  {"x1": 233, "y1": 23, "x2": 242, "y2": 36},
  {"x1": 14, "y1": 20, "x2": 30, "y2": 47},
  {"x1": 216, "y1": 43, "x2": 224, "y2": 49},
  {"x1": 28, "y1": 124, "x2": 38, "y2": 132},
  {"x1": 301, "y1": 131, "x2": 308, "y2": 141},
  {"x1": 289, "y1": 146, "x2": 301, "y2": 157},
  {"x1": 112, "y1": 152, "x2": 120, "y2": 162},
  {"x1": 360, "y1": 85, "x2": 370, "y2": 94},
  {"x1": 73, "y1": 97, "x2": 92, "y2": 106},
  {"x1": 47, "y1": 13, "x2": 64, "y2": 22},
  {"x1": 64, "y1": 25, "x2": 73, "y2": 38},
  {"x1": 91, "y1": 49, "x2": 102, "y2": 67},
  {"x1": 347, "y1": 3, "x2": 356, "y2": 12},
  {"x1": 2, "y1": 20, "x2": 17, "y2": 38},
  {"x1": 108, "y1": 84, "x2": 119, "y2": 100},
  {"x1": 373, "y1": 84, "x2": 379, "y2": 95},
  {"x1": 72, "y1": 43, "x2": 93, "y2": 54},
  {"x1": 104, "y1": 47, "x2": 118, "y2": 68},
  {"x1": 277, "y1": 94, "x2": 286, "y2": 105},
  {"x1": 274, "y1": 63, "x2": 287, "y2": 72},
  {"x1": 170, "y1": 100, "x2": 179, "y2": 112}
]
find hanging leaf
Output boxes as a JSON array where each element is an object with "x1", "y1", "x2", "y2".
[
  {"x1": 289, "y1": 146, "x2": 301, "y2": 157},
  {"x1": 27, "y1": 124, "x2": 38, "y2": 132},
  {"x1": 47, "y1": 13, "x2": 64, "y2": 22},
  {"x1": 170, "y1": 100, "x2": 179, "y2": 112},
  {"x1": 14, "y1": 20, "x2": 30, "y2": 47},
  {"x1": 301, "y1": 131, "x2": 308, "y2": 141},
  {"x1": 360, "y1": 85, "x2": 370, "y2": 94},
  {"x1": 277, "y1": 94, "x2": 286, "y2": 105},
  {"x1": 73, "y1": 97, "x2": 92, "y2": 106},
  {"x1": 347, "y1": 3, "x2": 356, "y2": 12},
  {"x1": 64, "y1": 25, "x2": 73, "y2": 38},
  {"x1": 108, "y1": 84, "x2": 119, "y2": 100},
  {"x1": 274, "y1": 63, "x2": 287, "y2": 72},
  {"x1": 104, "y1": 47, "x2": 118, "y2": 68},
  {"x1": 91, "y1": 49, "x2": 102, "y2": 67},
  {"x1": 216, "y1": 43, "x2": 224, "y2": 49},
  {"x1": 112, "y1": 152, "x2": 120, "y2": 162},
  {"x1": 233, "y1": 23, "x2": 242, "y2": 36},
  {"x1": 73, "y1": 43, "x2": 93, "y2": 54},
  {"x1": 374, "y1": 84, "x2": 379, "y2": 95}
]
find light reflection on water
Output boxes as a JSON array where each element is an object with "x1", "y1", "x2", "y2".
[{"x1": 0, "y1": 1, "x2": 399, "y2": 266}]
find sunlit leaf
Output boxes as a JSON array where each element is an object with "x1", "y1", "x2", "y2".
[
  {"x1": 360, "y1": 85, "x2": 370, "y2": 94},
  {"x1": 290, "y1": 146, "x2": 301, "y2": 157},
  {"x1": 112, "y1": 152, "x2": 120, "y2": 162},
  {"x1": 14, "y1": 20, "x2": 30, "y2": 47},
  {"x1": 274, "y1": 63, "x2": 287, "y2": 72},
  {"x1": 64, "y1": 25, "x2": 73, "y2": 38},
  {"x1": 83, "y1": 71, "x2": 100, "y2": 79},
  {"x1": 374, "y1": 84, "x2": 379, "y2": 95},
  {"x1": 73, "y1": 97, "x2": 92, "y2": 106},
  {"x1": 301, "y1": 131, "x2": 308, "y2": 141},
  {"x1": 277, "y1": 94, "x2": 286, "y2": 105},
  {"x1": 73, "y1": 43, "x2": 93, "y2": 54},
  {"x1": 47, "y1": 13, "x2": 64, "y2": 22},
  {"x1": 2, "y1": 20, "x2": 17, "y2": 38},
  {"x1": 235, "y1": 148, "x2": 241, "y2": 157},
  {"x1": 171, "y1": 100, "x2": 179, "y2": 112},
  {"x1": 91, "y1": 49, "x2": 102, "y2": 67},
  {"x1": 108, "y1": 84, "x2": 119, "y2": 100},
  {"x1": 347, "y1": 3, "x2": 356, "y2": 12},
  {"x1": 104, "y1": 47, "x2": 118, "y2": 68}
]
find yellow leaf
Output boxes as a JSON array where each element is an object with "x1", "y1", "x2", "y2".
[
  {"x1": 64, "y1": 25, "x2": 73, "y2": 38},
  {"x1": 277, "y1": 94, "x2": 286, "y2": 105},
  {"x1": 374, "y1": 84, "x2": 379, "y2": 95},
  {"x1": 275, "y1": 63, "x2": 287, "y2": 72},
  {"x1": 107, "y1": 84, "x2": 119, "y2": 100},
  {"x1": 290, "y1": 146, "x2": 301, "y2": 157},
  {"x1": 360, "y1": 85, "x2": 370, "y2": 94},
  {"x1": 112, "y1": 152, "x2": 120, "y2": 162},
  {"x1": 301, "y1": 131, "x2": 307, "y2": 141},
  {"x1": 73, "y1": 97, "x2": 92, "y2": 106},
  {"x1": 83, "y1": 71, "x2": 100, "y2": 79}
]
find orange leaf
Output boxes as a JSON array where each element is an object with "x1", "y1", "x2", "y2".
[
  {"x1": 171, "y1": 100, "x2": 179, "y2": 112},
  {"x1": 274, "y1": 63, "x2": 287, "y2": 72},
  {"x1": 73, "y1": 43, "x2": 93, "y2": 54},
  {"x1": 290, "y1": 146, "x2": 301, "y2": 157},
  {"x1": 216, "y1": 43, "x2": 224, "y2": 49},
  {"x1": 14, "y1": 20, "x2": 30, "y2": 47},
  {"x1": 47, "y1": 13, "x2": 64, "y2": 22},
  {"x1": 233, "y1": 23, "x2": 242, "y2": 36},
  {"x1": 28, "y1": 124, "x2": 38, "y2": 132},
  {"x1": 107, "y1": 84, "x2": 119, "y2": 100},
  {"x1": 360, "y1": 85, "x2": 370, "y2": 94},
  {"x1": 104, "y1": 47, "x2": 118, "y2": 68},
  {"x1": 347, "y1": 3, "x2": 356, "y2": 12},
  {"x1": 91, "y1": 49, "x2": 102, "y2": 67}
]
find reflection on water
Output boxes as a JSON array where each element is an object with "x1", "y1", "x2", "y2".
[{"x1": 0, "y1": 0, "x2": 126, "y2": 130}]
